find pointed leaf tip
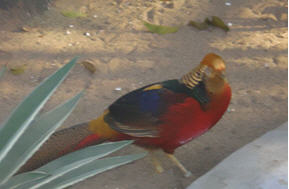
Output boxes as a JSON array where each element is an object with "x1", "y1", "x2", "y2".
[
  {"x1": 0, "y1": 57, "x2": 78, "y2": 185},
  {"x1": 0, "y1": 91, "x2": 83, "y2": 184}
]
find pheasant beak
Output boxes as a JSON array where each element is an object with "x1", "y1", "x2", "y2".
[
  {"x1": 219, "y1": 71, "x2": 226, "y2": 78},
  {"x1": 215, "y1": 70, "x2": 226, "y2": 79}
]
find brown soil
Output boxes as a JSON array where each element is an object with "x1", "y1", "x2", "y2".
[{"x1": 0, "y1": 0, "x2": 287, "y2": 188}]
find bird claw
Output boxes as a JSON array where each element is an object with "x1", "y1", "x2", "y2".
[
  {"x1": 166, "y1": 153, "x2": 192, "y2": 177},
  {"x1": 155, "y1": 164, "x2": 164, "y2": 173},
  {"x1": 184, "y1": 171, "x2": 192, "y2": 177}
]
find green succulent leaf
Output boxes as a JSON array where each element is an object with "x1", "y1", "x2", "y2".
[
  {"x1": 15, "y1": 141, "x2": 135, "y2": 189},
  {"x1": 36, "y1": 153, "x2": 147, "y2": 189},
  {"x1": 0, "y1": 57, "x2": 78, "y2": 185},
  {"x1": 0, "y1": 57, "x2": 146, "y2": 189},
  {"x1": 0, "y1": 92, "x2": 83, "y2": 184},
  {"x1": 1, "y1": 171, "x2": 49, "y2": 189}
]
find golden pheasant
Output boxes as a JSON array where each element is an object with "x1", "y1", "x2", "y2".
[{"x1": 22, "y1": 53, "x2": 231, "y2": 177}]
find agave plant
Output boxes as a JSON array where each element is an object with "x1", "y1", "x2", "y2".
[{"x1": 0, "y1": 59, "x2": 146, "y2": 189}]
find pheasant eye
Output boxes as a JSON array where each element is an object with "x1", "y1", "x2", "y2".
[{"x1": 204, "y1": 67, "x2": 212, "y2": 76}]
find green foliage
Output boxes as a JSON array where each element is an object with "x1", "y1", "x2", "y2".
[
  {"x1": 143, "y1": 21, "x2": 179, "y2": 34},
  {"x1": 0, "y1": 58, "x2": 146, "y2": 188},
  {"x1": 36, "y1": 153, "x2": 146, "y2": 189},
  {"x1": 0, "y1": 92, "x2": 83, "y2": 184},
  {"x1": 0, "y1": 57, "x2": 78, "y2": 185}
]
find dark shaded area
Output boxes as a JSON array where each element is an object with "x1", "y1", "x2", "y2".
[{"x1": 0, "y1": 0, "x2": 51, "y2": 14}]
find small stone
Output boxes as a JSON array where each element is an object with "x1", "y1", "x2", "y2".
[
  {"x1": 69, "y1": 24, "x2": 74, "y2": 28},
  {"x1": 227, "y1": 108, "x2": 235, "y2": 113},
  {"x1": 93, "y1": 14, "x2": 98, "y2": 18},
  {"x1": 273, "y1": 56, "x2": 287, "y2": 65},
  {"x1": 225, "y1": 2, "x2": 231, "y2": 6},
  {"x1": 84, "y1": 32, "x2": 91, "y2": 36},
  {"x1": 115, "y1": 87, "x2": 122, "y2": 91},
  {"x1": 68, "y1": 43, "x2": 73, "y2": 46},
  {"x1": 146, "y1": 8, "x2": 155, "y2": 21},
  {"x1": 280, "y1": 13, "x2": 287, "y2": 21},
  {"x1": 66, "y1": 30, "x2": 71, "y2": 35},
  {"x1": 81, "y1": 60, "x2": 97, "y2": 73},
  {"x1": 264, "y1": 63, "x2": 269, "y2": 68},
  {"x1": 227, "y1": 22, "x2": 233, "y2": 26}
]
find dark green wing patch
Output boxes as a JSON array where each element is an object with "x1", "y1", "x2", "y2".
[{"x1": 161, "y1": 80, "x2": 210, "y2": 106}]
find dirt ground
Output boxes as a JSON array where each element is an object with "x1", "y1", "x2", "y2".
[{"x1": 0, "y1": 0, "x2": 287, "y2": 188}]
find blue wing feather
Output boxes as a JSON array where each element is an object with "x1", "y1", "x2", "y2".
[
  {"x1": 139, "y1": 90, "x2": 160, "y2": 116},
  {"x1": 106, "y1": 80, "x2": 205, "y2": 137}
]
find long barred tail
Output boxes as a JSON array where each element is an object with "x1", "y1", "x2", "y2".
[{"x1": 19, "y1": 122, "x2": 105, "y2": 173}]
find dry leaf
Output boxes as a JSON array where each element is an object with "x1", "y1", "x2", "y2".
[
  {"x1": 206, "y1": 16, "x2": 230, "y2": 32},
  {"x1": 10, "y1": 65, "x2": 27, "y2": 75},
  {"x1": 189, "y1": 16, "x2": 229, "y2": 32},
  {"x1": 61, "y1": 10, "x2": 86, "y2": 18},
  {"x1": 188, "y1": 20, "x2": 208, "y2": 30},
  {"x1": 21, "y1": 26, "x2": 32, "y2": 32},
  {"x1": 20, "y1": 26, "x2": 38, "y2": 32},
  {"x1": 143, "y1": 21, "x2": 178, "y2": 34},
  {"x1": 81, "y1": 60, "x2": 96, "y2": 73}
]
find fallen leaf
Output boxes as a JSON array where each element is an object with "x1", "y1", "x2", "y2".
[
  {"x1": 10, "y1": 65, "x2": 27, "y2": 75},
  {"x1": 188, "y1": 20, "x2": 208, "y2": 30},
  {"x1": 21, "y1": 26, "x2": 32, "y2": 32},
  {"x1": 81, "y1": 60, "x2": 96, "y2": 73},
  {"x1": 143, "y1": 21, "x2": 178, "y2": 34},
  {"x1": 20, "y1": 26, "x2": 38, "y2": 32},
  {"x1": 61, "y1": 10, "x2": 86, "y2": 18},
  {"x1": 206, "y1": 16, "x2": 230, "y2": 32}
]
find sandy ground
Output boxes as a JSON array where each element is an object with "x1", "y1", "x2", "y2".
[{"x1": 0, "y1": 0, "x2": 287, "y2": 188}]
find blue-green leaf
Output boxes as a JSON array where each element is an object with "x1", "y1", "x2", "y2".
[
  {"x1": 1, "y1": 171, "x2": 49, "y2": 189},
  {"x1": 0, "y1": 92, "x2": 83, "y2": 184},
  {"x1": 37, "y1": 153, "x2": 146, "y2": 189},
  {"x1": 0, "y1": 57, "x2": 78, "y2": 185},
  {"x1": 16, "y1": 141, "x2": 133, "y2": 189}
]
